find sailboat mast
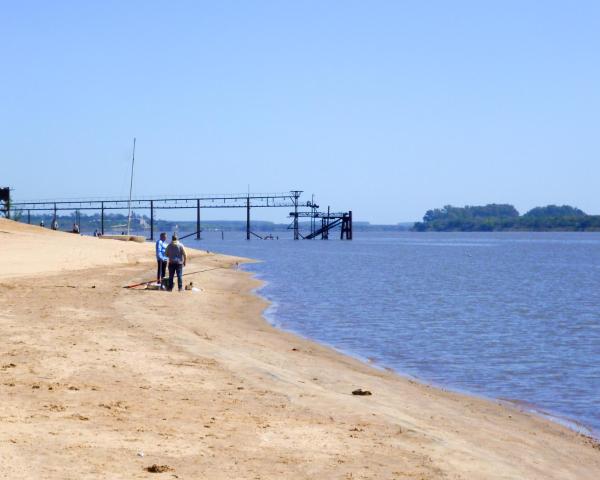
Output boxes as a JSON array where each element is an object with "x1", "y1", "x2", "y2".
[{"x1": 127, "y1": 137, "x2": 136, "y2": 235}]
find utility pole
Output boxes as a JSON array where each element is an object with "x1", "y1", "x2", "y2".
[{"x1": 127, "y1": 137, "x2": 136, "y2": 235}]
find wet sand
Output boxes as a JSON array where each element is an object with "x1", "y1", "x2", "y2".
[{"x1": 0, "y1": 218, "x2": 599, "y2": 479}]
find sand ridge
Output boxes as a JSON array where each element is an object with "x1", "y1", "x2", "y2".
[
  {"x1": 0, "y1": 219, "x2": 154, "y2": 279},
  {"x1": 0, "y1": 218, "x2": 599, "y2": 479}
]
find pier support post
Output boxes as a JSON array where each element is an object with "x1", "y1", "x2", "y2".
[
  {"x1": 340, "y1": 211, "x2": 353, "y2": 240},
  {"x1": 150, "y1": 200, "x2": 154, "y2": 240},
  {"x1": 27, "y1": 210, "x2": 31, "y2": 224},
  {"x1": 348, "y1": 210, "x2": 353, "y2": 240},
  {"x1": 4, "y1": 188, "x2": 10, "y2": 219},
  {"x1": 196, "y1": 199, "x2": 201, "y2": 240},
  {"x1": 101, "y1": 201, "x2": 105, "y2": 235},
  {"x1": 246, "y1": 196, "x2": 250, "y2": 240},
  {"x1": 322, "y1": 206, "x2": 330, "y2": 240},
  {"x1": 291, "y1": 190, "x2": 301, "y2": 240}
]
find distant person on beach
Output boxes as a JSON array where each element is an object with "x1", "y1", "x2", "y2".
[
  {"x1": 72, "y1": 223, "x2": 80, "y2": 234},
  {"x1": 51, "y1": 219, "x2": 58, "y2": 230},
  {"x1": 40, "y1": 220, "x2": 45, "y2": 228},
  {"x1": 165, "y1": 233, "x2": 187, "y2": 292},
  {"x1": 155, "y1": 232, "x2": 168, "y2": 287}
]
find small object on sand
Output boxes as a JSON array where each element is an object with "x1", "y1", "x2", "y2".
[
  {"x1": 137, "y1": 451, "x2": 144, "y2": 457},
  {"x1": 184, "y1": 282, "x2": 201, "y2": 292},
  {"x1": 352, "y1": 388, "x2": 372, "y2": 396},
  {"x1": 146, "y1": 464, "x2": 172, "y2": 473}
]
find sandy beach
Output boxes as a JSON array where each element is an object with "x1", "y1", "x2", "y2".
[{"x1": 0, "y1": 218, "x2": 598, "y2": 479}]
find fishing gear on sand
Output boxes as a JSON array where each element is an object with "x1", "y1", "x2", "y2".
[{"x1": 123, "y1": 266, "x2": 226, "y2": 289}]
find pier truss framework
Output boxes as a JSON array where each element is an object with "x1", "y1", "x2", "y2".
[{"x1": 9, "y1": 190, "x2": 352, "y2": 240}]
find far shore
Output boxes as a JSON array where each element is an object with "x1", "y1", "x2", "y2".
[{"x1": 1, "y1": 217, "x2": 599, "y2": 479}]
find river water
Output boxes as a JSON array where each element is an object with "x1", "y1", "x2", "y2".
[{"x1": 189, "y1": 231, "x2": 600, "y2": 435}]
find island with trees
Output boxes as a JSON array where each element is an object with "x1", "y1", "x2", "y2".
[{"x1": 412, "y1": 204, "x2": 600, "y2": 231}]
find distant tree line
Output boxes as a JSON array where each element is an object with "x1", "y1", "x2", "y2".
[{"x1": 412, "y1": 204, "x2": 600, "y2": 231}]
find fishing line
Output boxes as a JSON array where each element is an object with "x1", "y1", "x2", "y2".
[{"x1": 123, "y1": 266, "x2": 227, "y2": 289}]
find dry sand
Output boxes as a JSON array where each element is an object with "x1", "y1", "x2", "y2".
[{"x1": 0, "y1": 218, "x2": 598, "y2": 479}]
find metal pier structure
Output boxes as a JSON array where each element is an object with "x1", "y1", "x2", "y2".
[
  {"x1": 7, "y1": 190, "x2": 352, "y2": 240},
  {"x1": 289, "y1": 208, "x2": 353, "y2": 240},
  {"x1": 0, "y1": 187, "x2": 10, "y2": 218}
]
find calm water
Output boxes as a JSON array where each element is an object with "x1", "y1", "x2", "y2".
[{"x1": 190, "y1": 232, "x2": 600, "y2": 435}]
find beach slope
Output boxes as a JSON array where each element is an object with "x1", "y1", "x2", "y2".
[{"x1": 0, "y1": 218, "x2": 598, "y2": 479}]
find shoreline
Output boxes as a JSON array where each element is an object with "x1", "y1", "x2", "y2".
[
  {"x1": 259, "y1": 292, "x2": 600, "y2": 441},
  {"x1": 242, "y1": 264, "x2": 600, "y2": 442},
  {"x1": 2, "y1": 218, "x2": 600, "y2": 479},
  {"x1": 202, "y1": 263, "x2": 600, "y2": 478}
]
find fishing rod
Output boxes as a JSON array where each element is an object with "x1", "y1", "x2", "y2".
[
  {"x1": 123, "y1": 266, "x2": 226, "y2": 289},
  {"x1": 178, "y1": 230, "x2": 200, "y2": 241}
]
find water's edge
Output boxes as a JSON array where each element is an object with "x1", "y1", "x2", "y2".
[{"x1": 242, "y1": 263, "x2": 599, "y2": 441}]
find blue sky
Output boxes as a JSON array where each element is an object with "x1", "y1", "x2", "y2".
[{"x1": 2, "y1": 1, "x2": 599, "y2": 223}]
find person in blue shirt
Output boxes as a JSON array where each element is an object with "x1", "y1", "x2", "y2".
[{"x1": 155, "y1": 232, "x2": 168, "y2": 287}]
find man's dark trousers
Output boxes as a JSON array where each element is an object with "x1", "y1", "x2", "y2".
[
  {"x1": 157, "y1": 260, "x2": 167, "y2": 283},
  {"x1": 168, "y1": 263, "x2": 183, "y2": 291}
]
